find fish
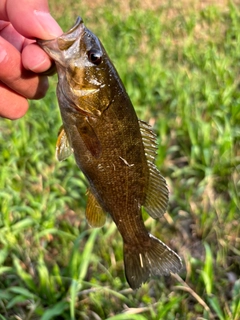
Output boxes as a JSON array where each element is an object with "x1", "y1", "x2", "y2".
[{"x1": 38, "y1": 17, "x2": 182, "y2": 289}]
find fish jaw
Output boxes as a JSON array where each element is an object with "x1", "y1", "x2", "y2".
[{"x1": 37, "y1": 17, "x2": 85, "y2": 66}]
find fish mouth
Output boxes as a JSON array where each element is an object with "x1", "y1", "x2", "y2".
[
  {"x1": 37, "y1": 16, "x2": 84, "y2": 43},
  {"x1": 65, "y1": 16, "x2": 84, "y2": 36},
  {"x1": 37, "y1": 16, "x2": 85, "y2": 53}
]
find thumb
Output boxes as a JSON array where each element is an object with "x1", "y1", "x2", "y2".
[{"x1": 6, "y1": 0, "x2": 62, "y2": 40}]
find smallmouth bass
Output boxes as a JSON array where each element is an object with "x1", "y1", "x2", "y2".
[{"x1": 38, "y1": 17, "x2": 182, "y2": 289}]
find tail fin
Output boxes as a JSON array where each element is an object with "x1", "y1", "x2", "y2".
[{"x1": 123, "y1": 234, "x2": 182, "y2": 289}]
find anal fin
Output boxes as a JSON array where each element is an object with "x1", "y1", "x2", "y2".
[{"x1": 86, "y1": 189, "x2": 106, "y2": 228}]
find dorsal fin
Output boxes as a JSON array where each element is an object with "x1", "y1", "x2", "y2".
[
  {"x1": 139, "y1": 120, "x2": 158, "y2": 163},
  {"x1": 144, "y1": 161, "x2": 169, "y2": 218},
  {"x1": 56, "y1": 125, "x2": 73, "y2": 161},
  {"x1": 139, "y1": 120, "x2": 169, "y2": 218}
]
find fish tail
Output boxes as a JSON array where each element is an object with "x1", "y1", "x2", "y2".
[{"x1": 123, "y1": 234, "x2": 182, "y2": 289}]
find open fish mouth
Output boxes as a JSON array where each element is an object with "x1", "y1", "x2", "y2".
[{"x1": 37, "y1": 17, "x2": 84, "y2": 45}]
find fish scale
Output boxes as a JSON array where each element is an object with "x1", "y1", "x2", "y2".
[{"x1": 38, "y1": 16, "x2": 182, "y2": 289}]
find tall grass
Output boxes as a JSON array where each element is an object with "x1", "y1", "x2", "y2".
[{"x1": 0, "y1": 0, "x2": 239, "y2": 319}]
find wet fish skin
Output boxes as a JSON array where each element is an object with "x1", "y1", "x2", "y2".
[{"x1": 38, "y1": 17, "x2": 182, "y2": 289}]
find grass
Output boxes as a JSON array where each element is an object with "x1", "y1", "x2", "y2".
[{"x1": 0, "y1": 0, "x2": 239, "y2": 319}]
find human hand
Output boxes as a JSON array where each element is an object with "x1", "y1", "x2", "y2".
[{"x1": 0, "y1": 0, "x2": 62, "y2": 119}]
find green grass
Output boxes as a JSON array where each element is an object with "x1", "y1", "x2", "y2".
[{"x1": 0, "y1": 0, "x2": 240, "y2": 319}]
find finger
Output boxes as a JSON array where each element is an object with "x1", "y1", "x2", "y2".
[
  {"x1": 22, "y1": 43, "x2": 52, "y2": 73},
  {"x1": 5, "y1": 0, "x2": 62, "y2": 40},
  {"x1": 0, "y1": 22, "x2": 25, "y2": 51},
  {"x1": 0, "y1": 82, "x2": 29, "y2": 119},
  {"x1": 0, "y1": 36, "x2": 49, "y2": 99},
  {"x1": 0, "y1": 23, "x2": 54, "y2": 73},
  {"x1": 0, "y1": 1, "x2": 7, "y2": 20}
]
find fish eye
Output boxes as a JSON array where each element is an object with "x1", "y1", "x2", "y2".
[{"x1": 87, "y1": 50, "x2": 102, "y2": 65}]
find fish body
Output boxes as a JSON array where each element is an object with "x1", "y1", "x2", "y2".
[{"x1": 38, "y1": 17, "x2": 182, "y2": 289}]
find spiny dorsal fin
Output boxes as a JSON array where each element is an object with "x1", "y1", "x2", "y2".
[
  {"x1": 56, "y1": 125, "x2": 73, "y2": 161},
  {"x1": 139, "y1": 120, "x2": 169, "y2": 218},
  {"x1": 86, "y1": 189, "x2": 106, "y2": 228}
]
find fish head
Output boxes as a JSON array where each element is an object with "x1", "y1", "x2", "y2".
[{"x1": 38, "y1": 17, "x2": 119, "y2": 116}]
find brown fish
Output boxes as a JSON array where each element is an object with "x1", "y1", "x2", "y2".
[{"x1": 38, "y1": 17, "x2": 182, "y2": 289}]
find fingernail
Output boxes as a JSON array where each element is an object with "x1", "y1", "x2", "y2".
[{"x1": 33, "y1": 10, "x2": 62, "y2": 39}]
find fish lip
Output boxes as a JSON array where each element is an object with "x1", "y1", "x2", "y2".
[
  {"x1": 65, "y1": 16, "x2": 84, "y2": 35},
  {"x1": 37, "y1": 16, "x2": 85, "y2": 47},
  {"x1": 37, "y1": 38, "x2": 53, "y2": 48}
]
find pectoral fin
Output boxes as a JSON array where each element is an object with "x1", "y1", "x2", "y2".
[
  {"x1": 56, "y1": 125, "x2": 73, "y2": 161},
  {"x1": 86, "y1": 189, "x2": 106, "y2": 228},
  {"x1": 76, "y1": 119, "x2": 101, "y2": 158},
  {"x1": 139, "y1": 120, "x2": 169, "y2": 218}
]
